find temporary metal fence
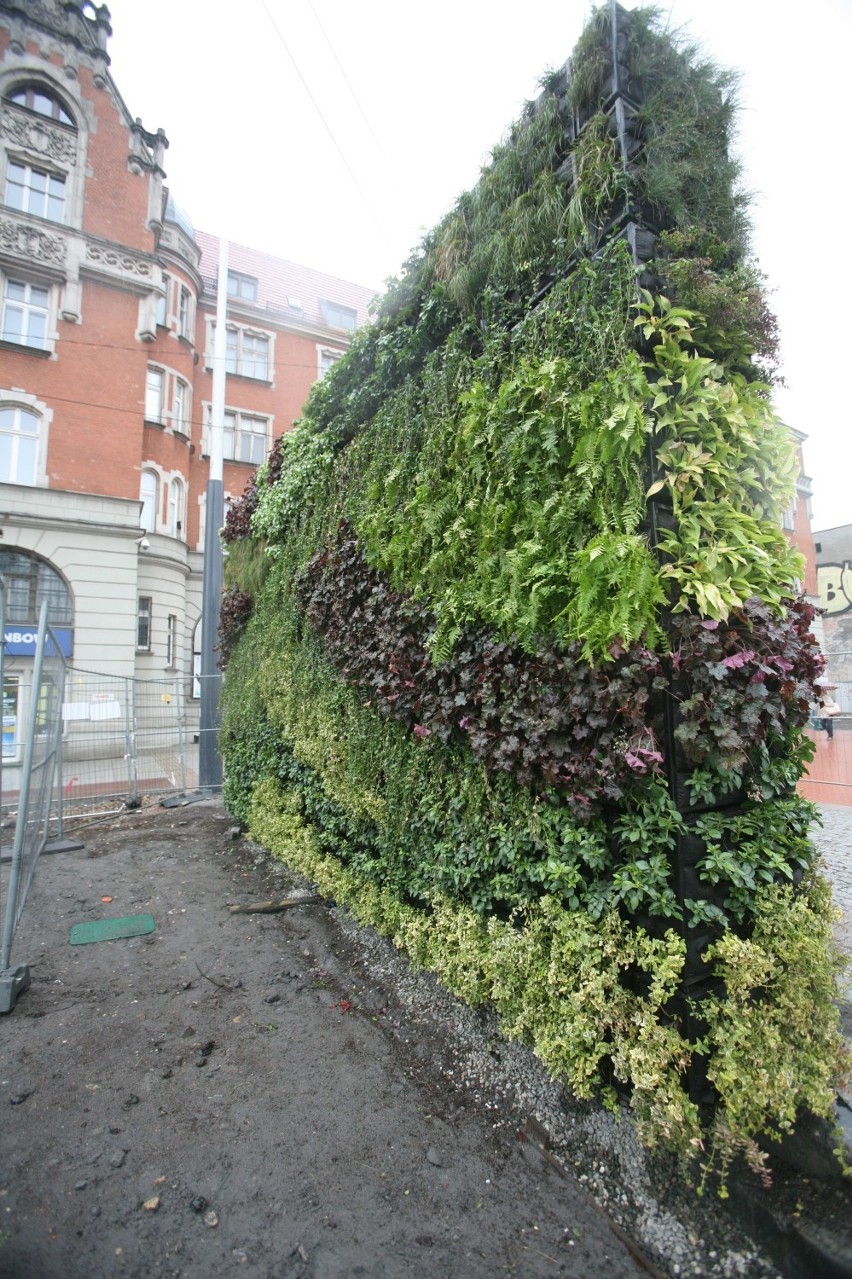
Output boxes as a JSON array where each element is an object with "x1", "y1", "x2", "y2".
[
  {"x1": 1, "y1": 667, "x2": 201, "y2": 829},
  {"x1": 57, "y1": 666, "x2": 198, "y2": 816},
  {"x1": 1, "y1": 600, "x2": 65, "y2": 1012}
]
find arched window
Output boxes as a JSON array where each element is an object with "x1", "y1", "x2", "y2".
[
  {"x1": 6, "y1": 84, "x2": 74, "y2": 126},
  {"x1": 0, "y1": 404, "x2": 40, "y2": 485},
  {"x1": 168, "y1": 477, "x2": 184, "y2": 538},
  {"x1": 2, "y1": 81, "x2": 78, "y2": 228},
  {"x1": 140, "y1": 469, "x2": 158, "y2": 532},
  {"x1": 0, "y1": 548, "x2": 73, "y2": 625}
]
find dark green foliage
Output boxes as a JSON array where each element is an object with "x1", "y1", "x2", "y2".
[
  {"x1": 691, "y1": 797, "x2": 817, "y2": 926},
  {"x1": 655, "y1": 228, "x2": 781, "y2": 381}
]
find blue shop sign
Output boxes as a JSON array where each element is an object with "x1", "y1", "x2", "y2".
[{"x1": 3, "y1": 625, "x2": 73, "y2": 658}]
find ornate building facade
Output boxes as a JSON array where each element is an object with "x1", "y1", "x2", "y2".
[{"x1": 0, "y1": 0, "x2": 374, "y2": 766}]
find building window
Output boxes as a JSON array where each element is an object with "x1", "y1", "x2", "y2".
[
  {"x1": 166, "y1": 614, "x2": 177, "y2": 668},
  {"x1": 0, "y1": 548, "x2": 73, "y2": 625},
  {"x1": 192, "y1": 619, "x2": 202, "y2": 698},
  {"x1": 140, "y1": 469, "x2": 158, "y2": 532},
  {"x1": 145, "y1": 366, "x2": 190, "y2": 435},
  {"x1": 173, "y1": 378, "x2": 190, "y2": 435},
  {"x1": 216, "y1": 324, "x2": 271, "y2": 380},
  {"x1": 145, "y1": 366, "x2": 164, "y2": 424},
  {"x1": 320, "y1": 300, "x2": 357, "y2": 331},
  {"x1": 241, "y1": 331, "x2": 269, "y2": 379},
  {"x1": 1, "y1": 278, "x2": 49, "y2": 349},
  {"x1": 223, "y1": 410, "x2": 269, "y2": 465},
  {"x1": 168, "y1": 477, "x2": 184, "y2": 538},
  {"x1": 227, "y1": 271, "x2": 257, "y2": 302},
  {"x1": 7, "y1": 84, "x2": 74, "y2": 126},
  {"x1": 318, "y1": 347, "x2": 343, "y2": 379},
  {"x1": 3, "y1": 674, "x2": 20, "y2": 761},
  {"x1": 137, "y1": 597, "x2": 152, "y2": 651},
  {"x1": 4, "y1": 160, "x2": 66, "y2": 222},
  {"x1": 0, "y1": 404, "x2": 39, "y2": 485},
  {"x1": 155, "y1": 290, "x2": 167, "y2": 327},
  {"x1": 177, "y1": 285, "x2": 193, "y2": 340}
]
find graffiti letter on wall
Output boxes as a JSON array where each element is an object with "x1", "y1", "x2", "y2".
[{"x1": 817, "y1": 561, "x2": 852, "y2": 615}]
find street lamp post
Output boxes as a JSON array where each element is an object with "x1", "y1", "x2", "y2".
[{"x1": 198, "y1": 236, "x2": 229, "y2": 791}]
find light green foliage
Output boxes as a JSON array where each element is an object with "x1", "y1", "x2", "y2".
[
  {"x1": 640, "y1": 296, "x2": 803, "y2": 619},
  {"x1": 249, "y1": 777, "x2": 849, "y2": 1186},
  {"x1": 222, "y1": 534, "x2": 270, "y2": 599},
  {"x1": 698, "y1": 873, "x2": 852, "y2": 1191},
  {"x1": 564, "y1": 531, "x2": 666, "y2": 660},
  {"x1": 249, "y1": 776, "x2": 698, "y2": 1149},
  {"x1": 252, "y1": 427, "x2": 338, "y2": 551},
  {"x1": 566, "y1": 113, "x2": 629, "y2": 251},
  {"x1": 350, "y1": 244, "x2": 655, "y2": 659}
]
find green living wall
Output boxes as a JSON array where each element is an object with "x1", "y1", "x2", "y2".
[{"x1": 220, "y1": 4, "x2": 849, "y2": 1187}]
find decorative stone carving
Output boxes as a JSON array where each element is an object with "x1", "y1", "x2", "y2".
[
  {"x1": 1, "y1": 105, "x2": 77, "y2": 166},
  {"x1": 25, "y1": 1, "x2": 62, "y2": 25},
  {"x1": 61, "y1": 277, "x2": 82, "y2": 323},
  {"x1": 7, "y1": 1, "x2": 108, "y2": 55},
  {"x1": 0, "y1": 215, "x2": 66, "y2": 264},
  {"x1": 85, "y1": 242, "x2": 154, "y2": 279}
]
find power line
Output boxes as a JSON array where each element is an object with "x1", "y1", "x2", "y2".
[
  {"x1": 0, "y1": 387, "x2": 309, "y2": 435},
  {"x1": 52, "y1": 334, "x2": 353, "y2": 373},
  {"x1": 259, "y1": 0, "x2": 384, "y2": 235},
  {"x1": 304, "y1": 0, "x2": 388, "y2": 163}
]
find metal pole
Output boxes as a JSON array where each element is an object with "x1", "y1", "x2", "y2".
[
  {"x1": 175, "y1": 675, "x2": 186, "y2": 793},
  {"x1": 55, "y1": 658, "x2": 66, "y2": 841},
  {"x1": 199, "y1": 236, "x2": 228, "y2": 791},
  {"x1": 125, "y1": 674, "x2": 138, "y2": 805}
]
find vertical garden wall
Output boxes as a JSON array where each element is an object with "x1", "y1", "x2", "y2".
[{"x1": 219, "y1": 4, "x2": 849, "y2": 1186}]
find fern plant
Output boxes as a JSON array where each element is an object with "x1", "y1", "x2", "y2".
[{"x1": 564, "y1": 532, "x2": 667, "y2": 660}]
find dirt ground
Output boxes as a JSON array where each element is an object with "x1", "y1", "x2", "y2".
[{"x1": 0, "y1": 798, "x2": 849, "y2": 1279}]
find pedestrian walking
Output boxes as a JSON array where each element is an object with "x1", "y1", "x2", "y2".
[{"x1": 816, "y1": 681, "x2": 842, "y2": 739}]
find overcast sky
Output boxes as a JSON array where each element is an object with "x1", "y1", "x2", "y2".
[{"x1": 107, "y1": 0, "x2": 851, "y2": 531}]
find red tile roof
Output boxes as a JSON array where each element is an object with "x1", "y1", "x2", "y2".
[{"x1": 194, "y1": 230, "x2": 377, "y2": 333}]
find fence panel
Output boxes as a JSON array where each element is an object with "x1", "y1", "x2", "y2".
[
  {"x1": 1, "y1": 603, "x2": 65, "y2": 1010},
  {"x1": 133, "y1": 676, "x2": 188, "y2": 798},
  {"x1": 57, "y1": 667, "x2": 196, "y2": 814}
]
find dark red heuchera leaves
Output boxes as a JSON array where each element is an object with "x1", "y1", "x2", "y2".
[
  {"x1": 669, "y1": 596, "x2": 825, "y2": 769},
  {"x1": 218, "y1": 587, "x2": 254, "y2": 667},
  {"x1": 294, "y1": 523, "x2": 668, "y2": 809},
  {"x1": 222, "y1": 477, "x2": 258, "y2": 544}
]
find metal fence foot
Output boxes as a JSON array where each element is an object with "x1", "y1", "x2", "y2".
[
  {"x1": 160, "y1": 791, "x2": 212, "y2": 808},
  {"x1": 0, "y1": 965, "x2": 31, "y2": 1014}
]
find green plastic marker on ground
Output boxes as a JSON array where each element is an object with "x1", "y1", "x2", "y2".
[{"x1": 69, "y1": 915, "x2": 156, "y2": 945}]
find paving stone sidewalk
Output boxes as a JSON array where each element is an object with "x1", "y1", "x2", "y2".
[
  {"x1": 813, "y1": 804, "x2": 852, "y2": 1116},
  {"x1": 814, "y1": 804, "x2": 852, "y2": 981}
]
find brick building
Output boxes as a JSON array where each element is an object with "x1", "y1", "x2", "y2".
[
  {"x1": 0, "y1": 0, "x2": 374, "y2": 768},
  {"x1": 783, "y1": 426, "x2": 818, "y2": 599}
]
